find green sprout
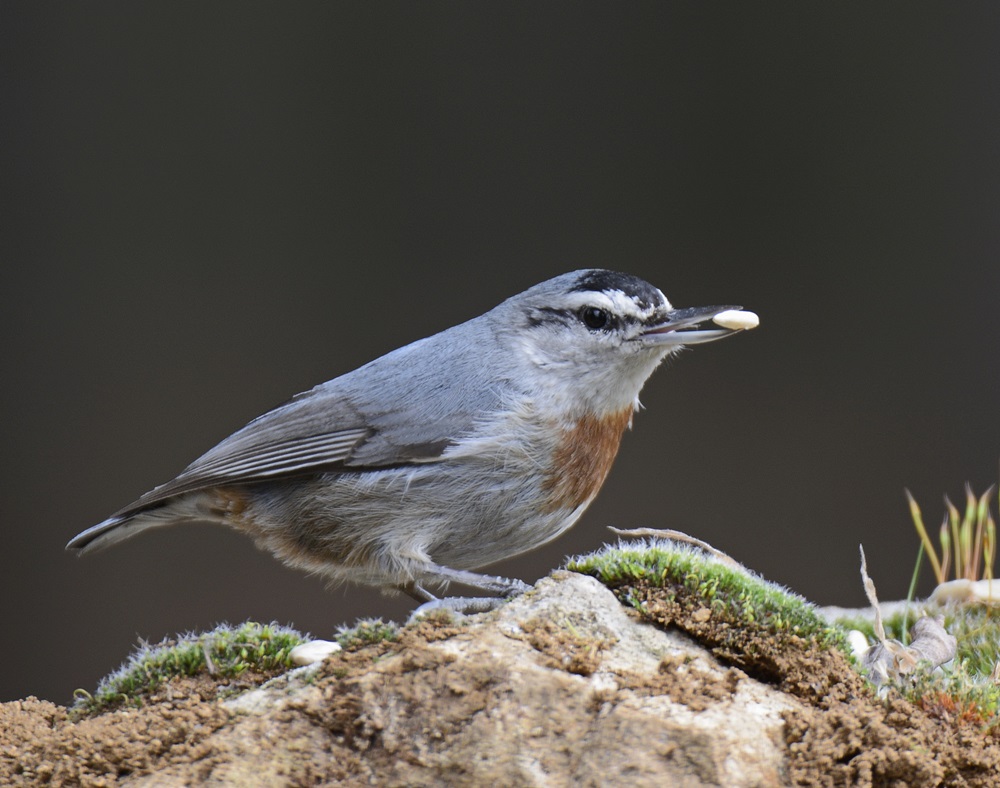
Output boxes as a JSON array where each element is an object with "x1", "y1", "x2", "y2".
[
  {"x1": 841, "y1": 480, "x2": 1000, "y2": 726},
  {"x1": 906, "y1": 484, "x2": 996, "y2": 586}
]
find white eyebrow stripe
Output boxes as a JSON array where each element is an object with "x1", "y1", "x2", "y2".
[{"x1": 561, "y1": 289, "x2": 670, "y2": 320}]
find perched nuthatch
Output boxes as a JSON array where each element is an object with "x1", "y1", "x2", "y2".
[{"x1": 68, "y1": 270, "x2": 758, "y2": 612}]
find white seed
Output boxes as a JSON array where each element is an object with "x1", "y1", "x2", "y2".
[{"x1": 713, "y1": 309, "x2": 760, "y2": 330}]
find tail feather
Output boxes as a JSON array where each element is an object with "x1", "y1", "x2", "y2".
[
  {"x1": 67, "y1": 493, "x2": 222, "y2": 555},
  {"x1": 66, "y1": 515, "x2": 135, "y2": 554}
]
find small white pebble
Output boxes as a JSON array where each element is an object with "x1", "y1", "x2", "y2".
[
  {"x1": 712, "y1": 309, "x2": 760, "y2": 330},
  {"x1": 970, "y1": 578, "x2": 1000, "y2": 601},
  {"x1": 846, "y1": 629, "x2": 871, "y2": 660},
  {"x1": 928, "y1": 578, "x2": 974, "y2": 604},
  {"x1": 289, "y1": 639, "x2": 342, "y2": 666}
]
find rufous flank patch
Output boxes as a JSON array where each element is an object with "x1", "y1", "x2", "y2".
[{"x1": 541, "y1": 407, "x2": 633, "y2": 512}]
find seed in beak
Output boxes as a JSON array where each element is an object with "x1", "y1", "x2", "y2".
[{"x1": 712, "y1": 310, "x2": 760, "y2": 331}]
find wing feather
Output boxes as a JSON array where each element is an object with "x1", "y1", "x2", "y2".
[
  {"x1": 180, "y1": 429, "x2": 371, "y2": 479},
  {"x1": 107, "y1": 380, "x2": 380, "y2": 518},
  {"x1": 107, "y1": 318, "x2": 507, "y2": 519}
]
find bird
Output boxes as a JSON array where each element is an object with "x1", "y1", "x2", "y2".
[{"x1": 67, "y1": 269, "x2": 757, "y2": 612}]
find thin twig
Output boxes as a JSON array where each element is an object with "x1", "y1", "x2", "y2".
[{"x1": 608, "y1": 527, "x2": 744, "y2": 569}]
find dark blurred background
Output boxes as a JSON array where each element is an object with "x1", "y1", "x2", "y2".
[{"x1": 3, "y1": 3, "x2": 999, "y2": 704}]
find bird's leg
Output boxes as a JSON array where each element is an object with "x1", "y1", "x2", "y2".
[
  {"x1": 399, "y1": 581, "x2": 437, "y2": 603},
  {"x1": 403, "y1": 564, "x2": 532, "y2": 621},
  {"x1": 407, "y1": 595, "x2": 510, "y2": 622},
  {"x1": 418, "y1": 563, "x2": 531, "y2": 598}
]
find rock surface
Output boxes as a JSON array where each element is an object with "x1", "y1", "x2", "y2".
[
  {"x1": 3, "y1": 570, "x2": 1000, "y2": 786},
  {"x1": 208, "y1": 572, "x2": 796, "y2": 787}
]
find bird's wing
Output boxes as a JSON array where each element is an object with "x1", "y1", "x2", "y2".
[
  {"x1": 110, "y1": 323, "x2": 506, "y2": 518},
  {"x1": 109, "y1": 396, "x2": 370, "y2": 518}
]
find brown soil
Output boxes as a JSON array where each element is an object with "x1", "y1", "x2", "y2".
[
  {"x1": 2, "y1": 579, "x2": 999, "y2": 786},
  {"x1": 0, "y1": 686, "x2": 230, "y2": 786},
  {"x1": 622, "y1": 579, "x2": 1000, "y2": 786}
]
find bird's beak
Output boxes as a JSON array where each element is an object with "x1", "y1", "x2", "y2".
[{"x1": 639, "y1": 305, "x2": 759, "y2": 346}]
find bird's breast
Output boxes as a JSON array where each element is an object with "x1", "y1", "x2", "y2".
[{"x1": 540, "y1": 406, "x2": 634, "y2": 513}]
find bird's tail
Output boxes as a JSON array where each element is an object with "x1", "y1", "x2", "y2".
[
  {"x1": 66, "y1": 514, "x2": 134, "y2": 554},
  {"x1": 66, "y1": 493, "x2": 219, "y2": 555}
]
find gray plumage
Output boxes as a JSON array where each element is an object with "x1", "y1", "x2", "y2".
[{"x1": 67, "y1": 270, "x2": 752, "y2": 607}]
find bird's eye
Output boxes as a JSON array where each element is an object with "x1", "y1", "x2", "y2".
[{"x1": 581, "y1": 307, "x2": 610, "y2": 330}]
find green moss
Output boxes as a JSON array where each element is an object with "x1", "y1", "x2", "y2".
[
  {"x1": 569, "y1": 541, "x2": 852, "y2": 657},
  {"x1": 855, "y1": 606, "x2": 1000, "y2": 675},
  {"x1": 830, "y1": 614, "x2": 879, "y2": 638},
  {"x1": 908, "y1": 658, "x2": 1000, "y2": 724},
  {"x1": 835, "y1": 604, "x2": 1000, "y2": 724},
  {"x1": 335, "y1": 618, "x2": 400, "y2": 650},
  {"x1": 74, "y1": 621, "x2": 307, "y2": 715}
]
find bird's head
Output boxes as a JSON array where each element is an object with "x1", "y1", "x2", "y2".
[{"x1": 493, "y1": 269, "x2": 757, "y2": 416}]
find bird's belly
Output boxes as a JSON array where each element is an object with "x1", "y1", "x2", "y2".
[{"x1": 242, "y1": 454, "x2": 589, "y2": 575}]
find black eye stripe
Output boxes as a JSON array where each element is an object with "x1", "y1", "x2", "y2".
[
  {"x1": 527, "y1": 304, "x2": 623, "y2": 331},
  {"x1": 526, "y1": 306, "x2": 572, "y2": 328}
]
